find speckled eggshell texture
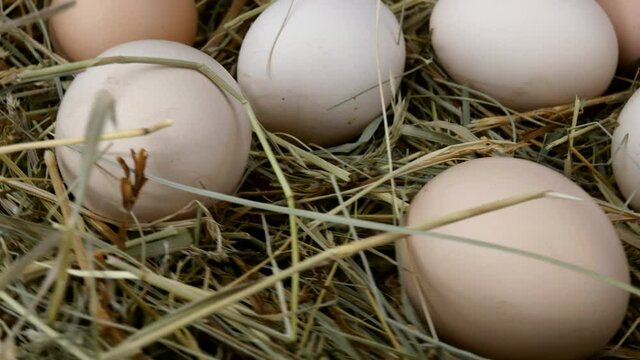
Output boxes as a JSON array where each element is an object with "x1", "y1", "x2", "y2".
[
  {"x1": 401, "y1": 157, "x2": 630, "y2": 360},
  {"x1": 55, "y1": 40, "x2": 251, "y2": 222},
  {"x1": 237, "y1": 0, "x2": 406, "y2": 146}
]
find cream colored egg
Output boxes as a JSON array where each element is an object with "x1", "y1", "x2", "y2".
[
  {"x1": 401, "y1": 157, "x2": 629, "y2": 360},
  {"x1": 430, "y1": 0, "x2": 618, "y2": 111},
  {"x1": 597, "y1": 0, "x2": 640, "y2": 69},
  {"x1": 237, "y1": 0, "x2": 406, "y2": 146},
  {"x1": 612, "y1": 89, "x2": 640, "y2": 210},
  {"x1": 49, "y1": 0, "x2": 198, "y2": 61},
  {"x1": 55, "y1": 40, "x2": 251, "y2": 222}
]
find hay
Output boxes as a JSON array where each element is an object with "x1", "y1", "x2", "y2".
[{"x1": 1, "y1": 0, "x2": 639, "y2": 359}]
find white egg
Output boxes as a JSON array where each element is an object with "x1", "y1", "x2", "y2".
[
  {"x1": 612, "y1": 89, "x2": 640, "y2": 209},
  {"x1": 237, "y1": 0, "x2": 406, "y2": 146},
  {"x1": 430, "y1": 0, "x2": 618, "y2": 111},
  {"x1": 55, "y1": 40, "x2": 252, "y2": 221}
]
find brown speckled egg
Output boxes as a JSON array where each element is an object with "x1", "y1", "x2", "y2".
[
  {"x1": 401, "y1": 157, "x2": 630, "y2": 360},
  {"x1": 49, "y1": 0, "x2": 197, "y2": 61}
]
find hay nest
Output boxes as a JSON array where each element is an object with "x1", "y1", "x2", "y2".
[{"x1": 1, "y1": 0, "x2": 639, "y2": 359}]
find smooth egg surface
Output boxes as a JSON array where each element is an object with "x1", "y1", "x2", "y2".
[
  {"x1": 612, "y1": 89, "x2": 640, "y2": 210},
  {"x1": 401, "y1": 157, "x2": 629, "y2": 360},
  {"x1": 237, "y1": 0, "x2": 406, "y2": 146},
  {"x1": 55, "y1": 40, "x2": 251, "y2": 221},
  {"x1": 430, "y1": 0, "x2": 618, "y2": 111},
  {"x1": 49, "y1": 0, "x2": 198, "y2": 61},
  {"x1": 597, "y1": 0, "x2": 640, "y2": 69}
]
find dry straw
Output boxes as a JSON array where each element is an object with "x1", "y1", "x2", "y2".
[{"x1": 1, "y1": 0, "x2": 639, "y2": 359}]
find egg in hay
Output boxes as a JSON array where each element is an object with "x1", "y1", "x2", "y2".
[
  {"x1": 237, "y1": 0, "x2": 406, "y2": 146},
  {"x1": 55, "y1": 40, "x2": 251, "y2": 221},
  {"x1": 49, "y1": 0, "x2": 198, "y2": 61},
  {"x1": 401, "y1": 157, "x2": 629, "y2": 360},
  {"x1": 597, "y1": 0, "x2": 640, "y2": 69},
  {"x1": 612, "y1": 89, "x2": 640, "y2": 210},
  {"x1": 430, "y1": 0, "x2": 618, "y2": 111}
]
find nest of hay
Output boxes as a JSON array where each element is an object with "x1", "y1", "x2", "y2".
[{"x1": 1, "y1": 0, "x2": 639, "y2": 359}]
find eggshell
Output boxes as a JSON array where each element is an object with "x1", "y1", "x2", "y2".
[
  {"x1": 612, "y1": 89, "x2": 640, "y2": 209},
  {"x1": 430, "y1": 0, "x2": 618, "y2": 111},
  {"x1": 401, "y1": 157, "x2": 629, "y2": 360},
  {"x1": 597, "y1": 0, "x2": 640, "y2": 69},
  {"x1": 55, "y1": 40, "x2": 251, "y2": 221},
  {"x1": 49, "y1": 0, "x2": 198, "y2": 61},
  {"x1": 237, "y1": 0, "x2": 406, "y2": 146}
]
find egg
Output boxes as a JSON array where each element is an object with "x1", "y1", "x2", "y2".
[
  {"x1": 612, "y1": 89, "x2": 640, "y2": 210},
  {"x1": 237, "y1": 0, "x2": 406, "y2": 146},
  {"x1": 430, "y1": 0, "x2": 618, "y2": 111},
  {"x1": 48, "y1": 0, "x2": 198, "y2": 61},
  {"x1": 401, "y1": 157, "x2": 629, "y2": 360},
  {"x1": 55, "y1": 40, "x2": 251, "y2": 221},
  {"x1": 597, "y1": 0, "x2": 640, "y2": 69}
]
